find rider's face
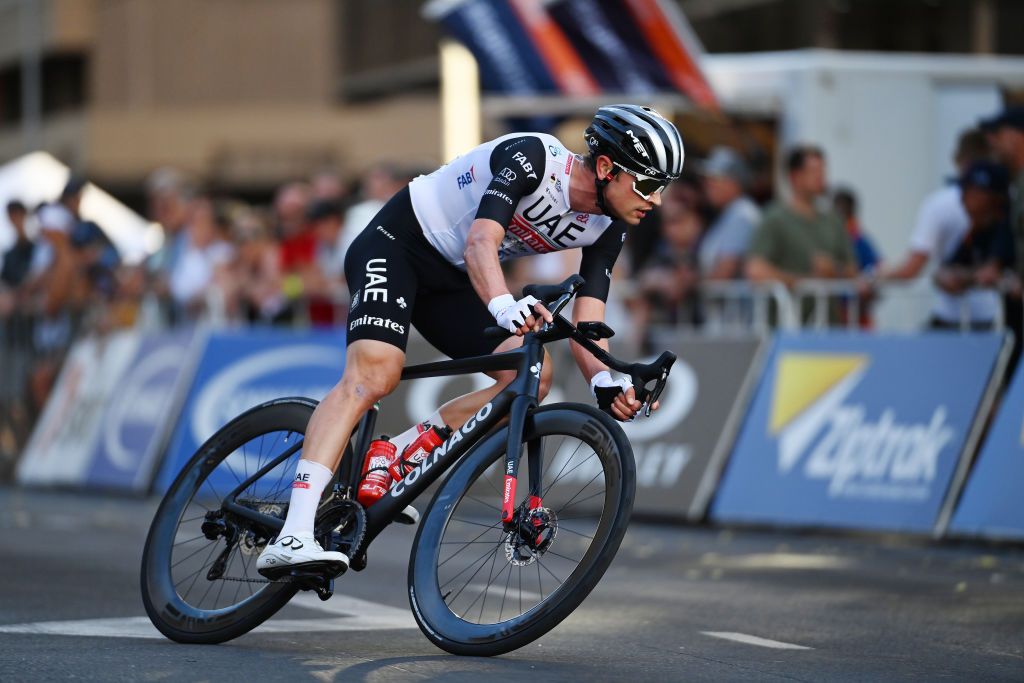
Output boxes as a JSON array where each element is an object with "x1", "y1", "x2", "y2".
[{"x1": 597, "y1": 156, "x2": 663, "y2": 225}]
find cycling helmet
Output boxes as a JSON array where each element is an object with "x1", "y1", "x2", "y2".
[{"x1": 585, "y1": 104, "x2": 685, "y2": 181}]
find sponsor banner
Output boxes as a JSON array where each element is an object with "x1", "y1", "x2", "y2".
[
  {"x1": 711, "y1": 333, "x2": 1005, "y2": 533},
  {"x1": 154, "y1": 328, "x2": 345, "y2": 492},
  {"x1": 379, "y1": 334, "x2": 760, "y2": 519},
  {"x1": 83, "y1": 328, "x2": 199, "y2": 493},
  {"x1": 949, "y1": 359, "x2": 1024, "y2": 540},
  {"x1": 17, "y1": 330, "x2": 142, "y2": 486}
]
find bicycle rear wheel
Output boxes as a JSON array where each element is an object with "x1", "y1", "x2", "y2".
[
  {"x1": 408, "y1": 403, "x2": 635, "y2": 656},
  {"x1": 141, "y1": 398, "x2": 319, "y2": 644}
]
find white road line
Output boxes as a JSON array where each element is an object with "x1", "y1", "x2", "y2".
[
  {"x1": 0, "y1": 595, "x2": 416, "y2": 639},
  {"x1": 701, "y1": 631, "x2": 813, "y2": 650}
]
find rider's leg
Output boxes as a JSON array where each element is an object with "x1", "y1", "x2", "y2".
[{"x1": 275, "y1": 339, "x2": 404, "y2": 540}]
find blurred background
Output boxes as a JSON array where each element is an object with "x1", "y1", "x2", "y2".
[{"x1": 1, "y1": 0, "x2": 1023, "y2": 540}]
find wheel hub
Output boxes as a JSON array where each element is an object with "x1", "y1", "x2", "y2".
[{"x1": 504, "y1": 506, "x2": 557, "y2": 566}]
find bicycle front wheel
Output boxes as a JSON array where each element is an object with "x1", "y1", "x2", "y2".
[{"x1": 408, "y1": 403, "x2": 635, "y2": 656}]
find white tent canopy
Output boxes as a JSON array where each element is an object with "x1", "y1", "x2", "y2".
[{"x1": 0, "y1": 152, "x2": 162, "y2": 265}]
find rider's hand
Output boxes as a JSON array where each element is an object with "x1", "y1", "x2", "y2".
[
  {"x1": 488, "y1": 294, "x2": 554, "y2": 336},
  {"x1": 590, "y1": 371, "x2": 659, "y2": 422}
]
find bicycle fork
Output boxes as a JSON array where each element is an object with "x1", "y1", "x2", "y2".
[{"x1": 501, "y1": 346, "x2": 545, "y2": 526}]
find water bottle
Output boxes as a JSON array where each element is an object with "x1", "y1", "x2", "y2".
[
  {"x1": 357, "y1": 436, "x2": 397, "y2": 506},
  {"x1": 388, "y1": 424, "x2": 452, "y2": 482}
]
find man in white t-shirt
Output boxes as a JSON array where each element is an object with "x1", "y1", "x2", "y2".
[{"x1": 880, "y1": 128, "x2": 991, "y2": 322}]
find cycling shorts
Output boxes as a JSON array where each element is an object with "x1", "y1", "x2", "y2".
[{"x1": 343, "y1": 187, "x2": 499, "y2": 359}]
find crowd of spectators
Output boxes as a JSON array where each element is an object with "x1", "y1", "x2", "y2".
[{"x1": 2, "y1": 103, "x2": 1023, "y2": 426}]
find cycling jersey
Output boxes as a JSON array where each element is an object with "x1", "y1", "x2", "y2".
[
  {"x1": 409, "y1": 133, "x2": 626, "y2": 302},
  {"x1": 345, "y1": 133, "x2": 628, "y2": 356}
]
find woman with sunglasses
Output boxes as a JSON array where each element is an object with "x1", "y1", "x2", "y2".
[{"x1": 258, "y1": 104, "x2": 685, "y2": 576}]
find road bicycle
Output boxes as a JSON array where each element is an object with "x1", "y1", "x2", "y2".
[{"x1": 140, "y1": 275, "x2": 674, "y2": 656}]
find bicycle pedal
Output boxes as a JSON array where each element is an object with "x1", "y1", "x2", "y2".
[{"x1": 350, "y1": 552, "x2": 368, "y2": 572}]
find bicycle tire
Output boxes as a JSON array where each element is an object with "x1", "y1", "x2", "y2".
[
  {"x1": 141, "y1": 397, "x2": 319, "y2": 644},
  {"x1": 407, "y1": 403, "x2": 635, "y2": 656}
]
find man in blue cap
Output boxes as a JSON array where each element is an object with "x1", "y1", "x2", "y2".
[
  {"x1": 932, "y1": 160, "x2": 1016, "y2": 330},
  {"x1": 980, "y1": 106, "x2": 1024, "y2": 371}
]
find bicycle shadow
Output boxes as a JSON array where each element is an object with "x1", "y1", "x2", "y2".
[{"x1": 305, "y1": 653, "x2": 582, "y2": 682}]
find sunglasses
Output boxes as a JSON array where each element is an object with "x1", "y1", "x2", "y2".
[{"x1": 613, "y1": 162, "x2": 670, "y2": 201}]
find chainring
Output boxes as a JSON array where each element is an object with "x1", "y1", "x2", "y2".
[{"x1": 317, "y1": 499, "x2": 367, "y2": 561}]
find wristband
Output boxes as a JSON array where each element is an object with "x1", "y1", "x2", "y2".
[{"x1": 487, "y1": 294, "x2": 516, "y2": 319}]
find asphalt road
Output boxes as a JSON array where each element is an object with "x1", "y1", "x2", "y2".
[{"x1": 1, "y1": 487, "x2": 1022, "y2": 682}]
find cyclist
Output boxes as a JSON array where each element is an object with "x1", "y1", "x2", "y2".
[{"x1": 258, "y1": 104, "x2": 684, "y2": 576}]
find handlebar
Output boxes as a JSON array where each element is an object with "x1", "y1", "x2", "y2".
[{"x1": 484, "y1": 275, "x2": 676, "y2": 417}]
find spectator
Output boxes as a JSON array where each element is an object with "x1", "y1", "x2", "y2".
[
  {"x1": 833, "y1": 187, "x2": 881, "y2": 274},
  {"x1": 981, "y1": 106, "x2": 1024, "y2": 266},
  {"x1": 627, "y1": 181, "x2": 703, "y2": 343},
  {"x1": 306, "y1": 198, "x2": 348, "y2": 326},
  {"x1": 272, "y1": 182, "x2": 317, "y2": 321},
  {"x1": 981, "y1": 106, "x2": 1024, "y2": 373},
  {"x1": 697, "y1": 147, "x2": 759, "y2": 280},
  {"x1": 1, "y1": 201, "x2": 33, "y2": 290},
  {"x1": 746, "y1": 145, "x2": 856, "y2": 289},
  {"x1": 932, "y1": 161, "x2": 1016, "y2": 329},
  {"x1": 61, "y1": 175, "x2": 120, "y2": 301},
  {"x1": 881, "y1": 128, "x2": 989, "y2": 282},
  {"x1": 169, "y1": 196, "x2": 235, "y2": 321},
  {"x1": 145, "y1": 167, "x2": 195, "y2": 323},
  {"x1": 340, "y1": 164, "x2": 407, "y2": 258},
  {"x1": 833, "y1": 187, "x2": 881, "y2": 327},
  {"x1": 310, "y1": 168, "x2": 346, "y2": 202},
  {"x1": 229, "y1": 208, "x2": 285, "y2": 324}
]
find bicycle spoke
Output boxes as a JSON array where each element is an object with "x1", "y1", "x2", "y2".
[
  {"x1": 440, "y1": 539, "x2": 506, "y2": 593},
  {"x1": 499, "y1": 559, "x2": 514, "y2": 622},
  {"x1": 449, "y1": 517, "x2": 504, "y2": 531},
  {"x1": 555, "y1": 525, "x2": 594, "y2": 540},
  {"x1": 171, "y1": 539, "x2": 217, "y2": 569},
  {"x1": 541, "y1": 440, "x2": 586, "y2": 497},
  {"x1": 556, "y1": 487, "x2": 605, "y2": 515},
  {"x1": 543, "y1": 449, "x2": 596, "y2": 498},
  {"x1": 537, "y1": 557, "x2": 565, "y2": 586},
  {"x1": 439, "y1": 523, "x2": 505, "y2": 568}
]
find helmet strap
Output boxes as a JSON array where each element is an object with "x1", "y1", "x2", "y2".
[{"x1": 593, "y1": 166, "x2": 619, "y2": 218}]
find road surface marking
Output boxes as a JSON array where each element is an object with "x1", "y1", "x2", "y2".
[
  {"x1": 701, "y1": 631, "x2": 812, "y2": 650},
  {"x1": 0, "y1": 595, "x2": 415, "y2": 639}
]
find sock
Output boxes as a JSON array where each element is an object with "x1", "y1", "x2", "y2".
[
  {"x1": 277, "y1": 459, "x2": 334, "y2": 540},
  {"x1": 391, "y1": 409, "x2": 447, "y2": 454}
]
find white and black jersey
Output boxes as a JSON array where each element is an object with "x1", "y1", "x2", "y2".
[
  {"x1": 409, "y1": 133, "x2": 627, "y2": 302},
  {"x1": 344, "y1": 133, "x2": 628, "y2": 358}
]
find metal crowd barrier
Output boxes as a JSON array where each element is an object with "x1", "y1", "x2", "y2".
[{"x1": 692, "y1": 279, "x2": 1014, "y2": 333}]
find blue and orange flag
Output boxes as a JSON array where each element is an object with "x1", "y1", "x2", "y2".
[{"x1": 424, "y1": 0, "x2": 718, "y2": 109}]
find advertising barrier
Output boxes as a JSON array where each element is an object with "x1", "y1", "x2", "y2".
[
  {"x1": 711, "y1": 332, "x2": 1007, "y2": 533},
  {"x1": 377, "y1": 334, "x2": 761, "y2": 520},
  {"x1": 153, "y1": 328, "x2": 345, "y2": 492},
  {"x1": 17, "y1": 331, "x2": 142, "y2": 486},
  {"x1": 83, "y1": 328, "x2": 200, "y2": 492},
  {"x1": 947, "y1": 359, "x2": 1024, "y2": 540}
]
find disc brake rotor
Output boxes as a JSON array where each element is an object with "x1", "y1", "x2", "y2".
[{"x1": 504, "y1": 506, "x2": 558, "y2": 567}]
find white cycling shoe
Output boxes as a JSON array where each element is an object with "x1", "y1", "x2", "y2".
[{"x1": 256, "y1": 531, "x2": 349, "y2": 579}]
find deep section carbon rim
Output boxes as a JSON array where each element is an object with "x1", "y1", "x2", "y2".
[{"x1": 436, "y1": 426, "x2": 612, "y2": 625}]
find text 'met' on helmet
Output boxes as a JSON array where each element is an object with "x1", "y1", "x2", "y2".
[{"x1": 585, "y1": 104, "x2": 685, "y2": 181}]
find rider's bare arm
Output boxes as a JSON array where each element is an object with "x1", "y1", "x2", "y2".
[{"x1": 465, "y1": 219, "x2": 513, "y2": 302}]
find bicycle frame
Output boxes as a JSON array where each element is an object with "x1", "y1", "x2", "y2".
[
  {"x1": 221, "y1": 332, "x2": 548, "y2": 553},
  {"x1": 219, "y1": 274, "x2": 674, "y2": 559}
]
